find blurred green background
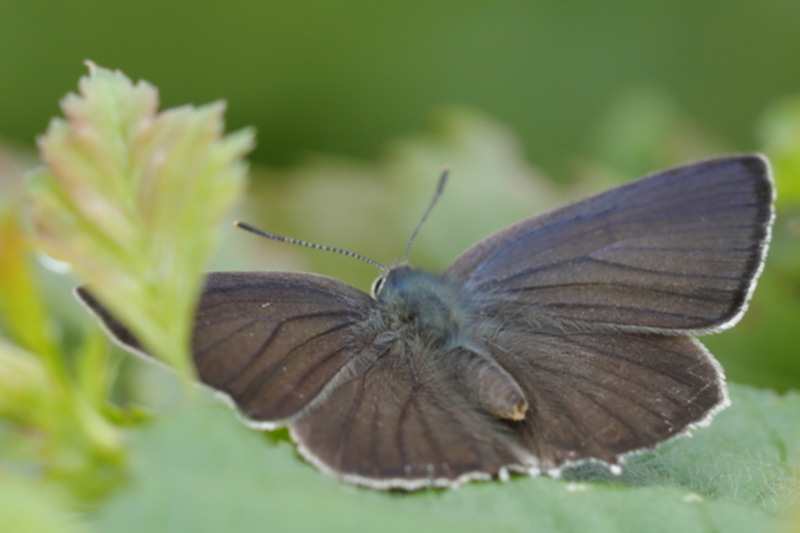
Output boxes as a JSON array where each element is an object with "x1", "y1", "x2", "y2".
[
  {"x1": 1, "y1": 2, "x2": 799, "y2": 529},
  {"x1": 1, "y1": 1, "x2": 799, "y2": 174},
  {"x1": 3, "y1": 0, "x2": 797, "y2": 388}
]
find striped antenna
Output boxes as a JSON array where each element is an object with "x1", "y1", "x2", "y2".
[
  {"x1": 234, "y1": 221, "x2": 386, "y2": 271},
  {"x1": 403, "y1": 166, "x2": 450, "y2": 262}
]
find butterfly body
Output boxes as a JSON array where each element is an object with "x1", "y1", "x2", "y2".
[
  {"x1": 77, "y1": 154, "x2": 774, "y2": 490},
  {"x1": 373, "y1": 265, "x2": 531, "y2": 422},
  {"x1": 374, "y1": 265, "x2": 471, "y2": 349}
]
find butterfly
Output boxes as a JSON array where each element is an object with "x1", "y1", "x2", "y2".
[{"x1": 77, "y1": 154, "x2": 774, "y2": 490}]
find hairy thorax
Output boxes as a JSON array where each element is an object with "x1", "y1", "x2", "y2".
[
  {"x1": 371, "y1": 266, "x2": 529, "y2": 422},
  {"x1": 374, "y1": 266, "x2": 468, "y2": 349}
]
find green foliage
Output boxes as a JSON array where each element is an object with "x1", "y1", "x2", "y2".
[
  {"x1": 0, "y1": 65, "x2": 797, "y2": 532},
  {"x1": 0, "y1": 201, "x2": 126, "y2": 505},
  {"x1": 90, "y1": 383, "x2": 796, "y2": 533},
  {"x1": 759, "y1": 95, "x2": 800, "y2": 207},
  {"x1": 0, "y1": 64, "x2": 253, "y2": 530},
  {"x1": 27, "y1": 62, "x2": 254, "y2": 375},
  {"x1": 0, "y1": 474, "x2": 89, "y2": 533}
]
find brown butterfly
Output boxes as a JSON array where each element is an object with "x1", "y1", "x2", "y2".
[{"x1": 78, "y1": 154, "x2": 774, "y2": 490}]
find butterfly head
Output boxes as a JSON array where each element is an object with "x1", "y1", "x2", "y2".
[{"x1": 372, "y1": 265, "x2": 436, "y2": 299}]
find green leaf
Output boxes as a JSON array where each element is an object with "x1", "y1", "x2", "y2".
[
  {"x1": 0, "y1": 338, "x2": 55, "y2": 422},
  {"x1": 27, "y1": 62, "x2": 254, "y2": 374},
  {"x1": 0, "y1": 210, "x2": 60, "y2": 363},
  {"x1": 0, "y1": 474, "x2": 90, "y2": 533},
  {"x1": 92, "y1": 383, "x2": 798, "y2": 533},
  {"x1": 0, "y1": 337, "x2": 126, "y2": 502}
]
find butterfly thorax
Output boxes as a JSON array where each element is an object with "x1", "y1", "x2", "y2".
[
  {"x1": 374, "y1": 266, "x2": 466, "y2": 349},
  {"x1": 373, "y1": 265, "x2": 529, "y2": 422}
]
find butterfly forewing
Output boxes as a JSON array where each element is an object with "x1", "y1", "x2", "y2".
[
  {"x1": 446, "y1": 155, "x2": 773, "y2": 333},
  {"x1": 191, "y1": 271, "x2": 376, "y2": 424},
  {"x1": 77, "y1": 272, "x2": 377, "y2": 426}
]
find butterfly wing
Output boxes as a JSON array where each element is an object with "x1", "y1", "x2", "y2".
[
  {"x1": 482, "y1": 328, "x2": 726, "y2": 472},
  {"x1": 75, "y1": 155, "x2": 774, "y2": 488},
  {"x1": 80, "y1": 271, "x2": 542, "y2": 488},
  {"x1": 445, "y1": 155, "x2": 773, "y2": 333},
  {"x1": 77, "y1": 271, "x2": 377, "y2": 426},
  {"x1": 289, "y1": 343, "x2": 536, "y2": 489}
]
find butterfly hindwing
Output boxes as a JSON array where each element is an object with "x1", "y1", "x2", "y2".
[
  {"x1": 289, "y1": 342, "x2": 536, "y2": 488},
  {"x1": 482, "y1": 328, "x2": 726, "y2": 471}
]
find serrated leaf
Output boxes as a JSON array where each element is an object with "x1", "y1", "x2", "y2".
[
  {"x1": 92, "y1": 383, "x2": 798, "y2": 533},
  {"x1": 27, "y1": 63, "x2": 254, "y2": 374}
]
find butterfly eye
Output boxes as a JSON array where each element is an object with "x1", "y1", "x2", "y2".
[{"x1": 371, "y1": 276, "x2": 385, "y2": 297}]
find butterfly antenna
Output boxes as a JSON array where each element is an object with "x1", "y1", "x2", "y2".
[
  {"x1": 403, "y1": 166, "x2": 450, "y2": 262},
  {"x1": 234, "y1": 221, "x2": 386, "y2": 271}
]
